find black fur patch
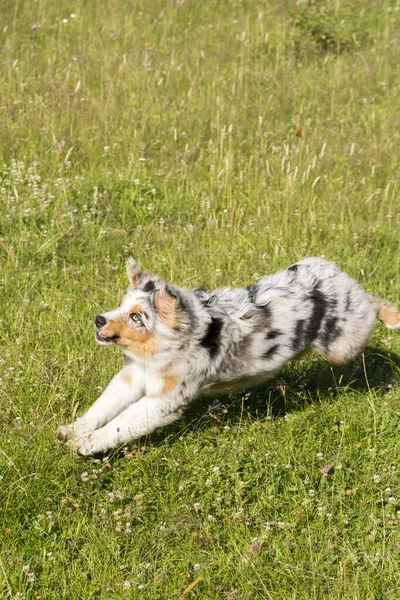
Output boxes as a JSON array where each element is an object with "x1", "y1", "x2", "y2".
[
  {"x1": 142, "y1": 280, "x2": 155, "y2": 293},
  {"x1": 247, "y1": 284, "x2": 257, "y2": 302},
  {"x1": 304, "y1": 285, "x2": 327, "y2": 346},
  {"x1": 321, "y1": 316, "x2": 342, "y2": 347},
  {"x1": 288, "y1": 264, "x2": 298, "y2": 272},
  {"x1": 263, "y1": 344, "x2": 280, "y2": 360},
  {"x1": 200, "y1": 317, "x2": 223, "y2": 358},
  {"x1": 266, "y1": 329, "x2": 281, "y2": 340},
  {"x1": 292, "y1": 319, "x2": 306, "y2": 351}
]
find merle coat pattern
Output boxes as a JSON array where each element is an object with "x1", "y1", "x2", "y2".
[{"x1": 57, "y1": 257, "x2": 400, "y2": 455}]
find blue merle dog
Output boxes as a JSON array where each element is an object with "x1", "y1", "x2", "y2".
[{"x1": 57, "y1": 256, "x2": 400, "y2": 455}]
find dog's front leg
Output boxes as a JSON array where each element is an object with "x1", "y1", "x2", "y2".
[
  {"x1": 57, "y1": 365, "x2": 145, "y2": 443},
  {"x1": 68, "y1": 388, "x2": 192, "y2": 456}
]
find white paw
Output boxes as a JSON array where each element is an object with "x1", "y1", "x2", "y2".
[
  {"x1": 56, "y1": 419, "x2": 96, "y2": 443},
  {"x1": 67, "y1": 432, "x2": 100, "y2": 456}
]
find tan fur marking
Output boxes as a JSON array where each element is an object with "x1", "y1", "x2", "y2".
[
  {"x1": 155, "y1": 291, "x2": 179, "y2": 329},
  {"x1": 129, "y1": 304, "x2": 143, "y2": 314},
  {"x1": 377, "y1": 305, "x2": 400, "y2": 327},
  {"x1": 161, "y1": 374, "x2": 178, "y2": 395},
  {"x1": 368, "y1": 294, "x2": 400, "y2": 327},
  {"x1": 101, "y1": 316, "x2": 157, "y2": 357},
  {"x1": 315, "y1": 347, "x2": 350, "y2": 365}
]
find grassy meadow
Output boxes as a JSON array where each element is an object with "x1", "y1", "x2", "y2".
[{"x1": 1, "y1": 0, "x2": 400, "y2": 598}]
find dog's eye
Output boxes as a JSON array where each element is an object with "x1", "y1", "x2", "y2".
[{"x1": 129, "y1": 313, "x2": 142, "y2": 324}]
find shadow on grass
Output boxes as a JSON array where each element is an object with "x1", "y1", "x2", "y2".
[
  {"x1": 107, "y1": 344, "x2": 400, "y2": 458},
  {"x1": 151, "y1": 345, "x2": 399, "y2": 441}
]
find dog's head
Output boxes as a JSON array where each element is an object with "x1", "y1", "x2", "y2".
[{"x1": 94, "y1": 257, "x2": 192, "y2": 358}]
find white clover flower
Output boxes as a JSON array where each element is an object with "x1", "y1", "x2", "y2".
[
  {"x1": 205, "y1": 478, "x2": 212, "y2": 486},
  {"x1": 373, "y1": 475, "x2": 381, "y2": 483},
  {"x1": 194, "y1": 563, "x2": 200, "y2": 569},
  {"x1": 212, "y1": 466, "x2": 220, "y2": 473},
  {"x1": 277, "y1": 521, "x2": 285, "y2": 528},
  {"x1": 124, "y1": 581, "x2": 131, "y2": 588}
]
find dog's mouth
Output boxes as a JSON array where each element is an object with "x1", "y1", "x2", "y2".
[{"x1": 95, "y1": 330, "x2": 121, "y2": 344}]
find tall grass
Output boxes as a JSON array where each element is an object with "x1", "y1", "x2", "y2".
[{"x1": 0, "y1": 1, "x2": 399, "y2": 598}]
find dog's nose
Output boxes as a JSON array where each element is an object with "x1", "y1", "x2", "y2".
[{"x1": 95, "y1": 315, "x2": 107, "y2": 328}]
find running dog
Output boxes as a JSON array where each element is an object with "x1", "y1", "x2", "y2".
[{"x1": 57, "y1": 257, "x2": 400, "y2": 455}]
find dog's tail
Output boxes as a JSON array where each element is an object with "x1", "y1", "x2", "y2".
[{"x1": 368, "y1": 294, "x2": 400, "y2": 330}]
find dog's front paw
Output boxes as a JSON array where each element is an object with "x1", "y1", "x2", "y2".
[
  {"x1": 67, "y1": 432, "x2": 104, "y2": 456},
  {"x1": 56, "y1": 419, "x2": 96, "y2": 443}
]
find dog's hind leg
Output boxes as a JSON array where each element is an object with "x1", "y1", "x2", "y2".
[{"x1": 368, "y1": 294, "x2": 400, "y2": 330}]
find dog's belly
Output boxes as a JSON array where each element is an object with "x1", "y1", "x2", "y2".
[{"x1": 201, "y1": 372, "x2": 275, "y2": 397}]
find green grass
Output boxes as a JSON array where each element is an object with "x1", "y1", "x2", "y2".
[{"x1": 1, "y1": 0, "x2": 400, "y2": 598}]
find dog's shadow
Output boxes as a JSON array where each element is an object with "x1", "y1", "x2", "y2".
[
  {"x1": 145, "y1": 344, "x2": 400, "y2": 447},
  {"x1": 109, "y1": 344, "x2": 399, "y2": 458}
]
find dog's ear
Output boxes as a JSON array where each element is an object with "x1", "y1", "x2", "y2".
[
  {"x1": 154, "y1": 285, "x2": 189, "y2": 330},
  {"x1": 126, "y1": 257, "x2": 141, "y2": 287}
]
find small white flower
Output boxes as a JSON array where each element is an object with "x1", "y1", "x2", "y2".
[
  {"x1": 316, "y1": 452, "x2": 323, "y2": 459},
  {"x1": 138, "y1": 584, "x2": 144, "y2": 590},
  {"x1": 70, "y1": 13, "x2": 76, "y2": 18},
  {"x1": 207, "y1": 514, "x2": 216, "y2": 521},
  {"x1": 212, "y1": 466, "x2": 220, "y2": 473},
  {"x1": 62, "y1": 18, "x2": 68, "y2": 23},
  {"x1": 373, "y1": 475, "x2": 381, "y2": 483},
  {"x1": 388, "y1": 496, "x2": 396, "y2": 503},
  {"x1": 193, "y1": 502, "x2": 201, "y2": 510},
  {"x1": 205, "y1": 478, "x2": 212, "y2": 486},
  {"x1": 194, "y1": 563, "x2": 200, "y2": 569},
  {"x1": 139, "y1": 157, "x2": 146, "y2": 161},
  {"x1": 216, "y1": 496, "x2": 222, "y2": 502},
  {"x1": 123, "y1": 580, "x2": 131, "y2": 588},
  {"x1": 134, "y1": 179, "x2": 140, "y2": 185},
  {"x1": 385, "y1": 487, "x2": 392, "y2": 493},
  {"x1": 22, "y1": 565, "x2": 30, "y2": 573},
  {"x1": 308, "y1": 489, "x2": 315, "y2": 496}
]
